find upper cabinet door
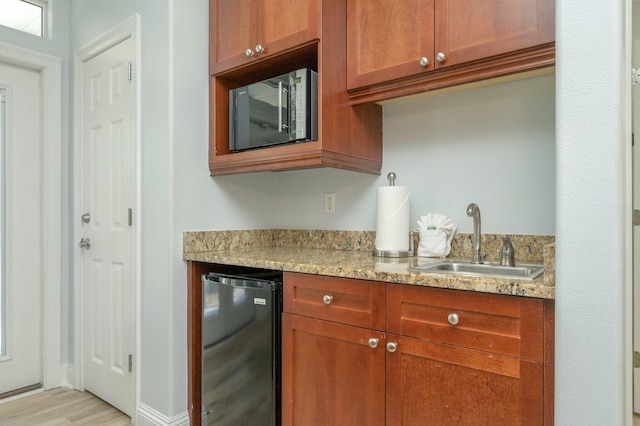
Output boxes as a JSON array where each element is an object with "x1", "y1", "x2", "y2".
[
  {"x1": 210, "y1": 0, "x2": 258, "y2": 74},
  {"x1": 257, "y1": 0, "x2": 319, "y2": 58},
  {"x1": 210, "y1": 0, "x2": 319, "y2": 75},
  {"x1": 434, "y1": 0, "x2": 555, "y2": 69},
  {"x1": 347, "y1": 0, "x2": 435, "y2": 90}
]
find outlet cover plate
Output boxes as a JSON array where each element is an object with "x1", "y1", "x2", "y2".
[{"x1": 324, "y1": 193, "x2": 335, "y2": 214}]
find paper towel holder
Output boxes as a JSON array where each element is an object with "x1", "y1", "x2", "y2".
[
  {"x1": 387, "y1": 172, "x2": 396, "y2": 186},
  {"x1": 373, "y1": 231, "x2": 415, "y2": 258},
  {"x1": 373, "y1": 172, "x2": 413, "y2": 257}
]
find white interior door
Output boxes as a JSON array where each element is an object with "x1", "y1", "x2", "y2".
[
  {"x1": 0, "y1": 61, "x2": 42, "y2": 395},
  {"x1": 79, "y1": 36, "x2": 135, "y2": 416},
  {"x1": 634, "y1": 1, "x2": 640, "y2": 413}
]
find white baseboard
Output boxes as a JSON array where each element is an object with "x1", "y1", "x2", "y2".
[
  {"x1": 60, "y1": 363, "x2": 75, "y2": 389},
  {"x1": 136, "y1": 402, "x2": 189, "y2": 426}
]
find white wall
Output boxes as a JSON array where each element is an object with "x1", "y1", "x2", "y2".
[
  {"x1": 556, "y1": 1, "x2": 631, "y2": 424},
  {"x1": 272, "y1": 75, "x2": 556, "y2": 235}
]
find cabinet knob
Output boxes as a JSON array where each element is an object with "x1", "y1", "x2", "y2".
[
  {"x1": 255, "y1": 44, "x2": 265, "y2": 53},
  {"x1": 419, "y1": 57, "x2": 429, "y2": 67},
  {"x1": 386, "y1": 342, "x2": 398, "y2": 353},
  {"x1": 245, "y1": 48, "x2": 255, "y2": 57},
  {"x1": 447, "y1": 313, "x2": 459, "y2": 326},
  {"x1": 436, "y1": 52, "x2": 447, "y2": 63},
  {"x1": 323, "y1": 294, "x2": 334, "y2": 305},
  {"x1": 368, "y1": 338, "x2": 379, "y2": 349}
]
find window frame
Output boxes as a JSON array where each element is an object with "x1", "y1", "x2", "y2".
[{"x1": 0, "y1": 0, "x2": 50, "y2": 39}]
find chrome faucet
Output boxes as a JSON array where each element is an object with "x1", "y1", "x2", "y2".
[{"x1": 466, "y1": 203, "x2": 483, "y2": 264}]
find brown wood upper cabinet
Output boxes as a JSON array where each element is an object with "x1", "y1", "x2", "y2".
[
  {"x1": 210, "y1": 0, "x2": 319, "y2": 75},
  {"x1": 346, "y1": 0, "x2": 555, "y2": 102},
  {"x1": 208, "y1": 0, "x2": 383, "y2": 176}
]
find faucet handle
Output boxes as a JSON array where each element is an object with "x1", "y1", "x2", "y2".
[{"x1": 500, "y1": 236, "x2": 515, "y2": 267}]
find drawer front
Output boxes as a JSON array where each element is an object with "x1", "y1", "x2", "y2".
[
  {"x1": 386, "y1": 285, "x2": 543, "y2": 361},
  {"x1": 284, "y1": 272, "x2": 385, "y2": 330}
]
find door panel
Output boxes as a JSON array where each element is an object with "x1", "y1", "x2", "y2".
[
  {"x1": 257, "y1": 0, "x2": 318, "y2": 57},
  {"x1": 347, "y1": 0, "x2": 435, "y2": 89},
  {"x1": 385, "y1": 334, "x2": 544, "y2": 425},
  {"x1": 281, "y1": 313, "x2": 386, "y2": 426},
  {"x1": 434, "y1": 0, "x2": 555, "y2": 69},
  {"x1": 80, "y1": 36, "x2": 135, "y2": 416},
  {"x1": 210, "y1": 0, "x2": 257, "y2": 73},
  {"x1": 0, "y1": 62, "x2": 42, "y2": 395}
]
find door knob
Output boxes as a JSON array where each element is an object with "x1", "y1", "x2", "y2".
[
  {"x1": 255, "y1": 44, "x2": 265, "y2": 53},
  {"x1": 323, "y1": 295, "x2": 333, "y2": 305},
  {"x1": 245, "y1": 48, "x2": 255, "y2": 57},
  {"x1": 81, "y1": 213, "x2": 91, "y2": 223},
  {"x1": 436, "y1": 52, "x2": 447, "y2": 63},
  {"x1": 386, "y1": 342, "x2": 398, "y2": 353},
  {"x1": 368, "y1": 338, "x2": 379, "y2": 349},
  {"x1": 78, "y1": 238, "x2": 91, "y2": 249}
]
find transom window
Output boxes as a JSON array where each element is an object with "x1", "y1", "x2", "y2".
[{"x1": 0, "y1": 0, "x2": 48, "y2": 38}]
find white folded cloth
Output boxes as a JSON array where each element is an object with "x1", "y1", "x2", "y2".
[{"x1": 417, "y1": 213, "x2": 457, "y2": 257}]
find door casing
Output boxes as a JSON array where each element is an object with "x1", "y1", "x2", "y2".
[{"x1": 0, "y1": 41, "x2": 62, "y2": 392}]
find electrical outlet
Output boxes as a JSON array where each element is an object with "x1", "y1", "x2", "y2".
[{"x1": 324, "y1": 193, "x2": 336, "y2": 214}]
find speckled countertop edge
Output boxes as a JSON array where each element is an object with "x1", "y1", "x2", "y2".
[{"x1": 183, "y1": 242, "x2": 555, "y2": 300}]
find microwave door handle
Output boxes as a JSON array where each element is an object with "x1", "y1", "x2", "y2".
[{"x1": 278, "y1": 81, "x2": 284, "y2": 133}]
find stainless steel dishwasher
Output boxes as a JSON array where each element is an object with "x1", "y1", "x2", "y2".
[{"x1": 202, "y1": 270, "x2": 283, "y2": 426}]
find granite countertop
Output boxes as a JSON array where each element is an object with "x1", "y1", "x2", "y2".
[{"x1": 183, "y1": 230, "x2": 555, "y2": 299}]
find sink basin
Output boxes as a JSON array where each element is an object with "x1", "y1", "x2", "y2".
[{"x1": 409, "y1": 260, "x2": 544, "y2": 281}]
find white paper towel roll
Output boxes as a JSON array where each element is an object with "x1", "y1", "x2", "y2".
[{"x1": 375, "y1": 186, "x2": 410, "y2": 251}]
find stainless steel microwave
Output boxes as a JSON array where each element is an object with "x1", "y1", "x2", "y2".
[{"x1": 229, "y1": 68, "x2": 318, "y2": 152}]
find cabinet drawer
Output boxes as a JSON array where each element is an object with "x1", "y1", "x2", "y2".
[
  {"x1": 386, "y1": 285, "x2": 543, "y2": 361},
  {"x1": 284, "y1": 272, "x2": 385, "y2": 330}
]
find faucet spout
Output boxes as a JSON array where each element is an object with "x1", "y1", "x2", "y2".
[{"x1": 466, "y1": 203, "x2": 483, "y2": 264}]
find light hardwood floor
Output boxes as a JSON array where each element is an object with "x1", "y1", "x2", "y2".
[{"x1": 0, "y1": 388, "x2": 130, "y2": 425}]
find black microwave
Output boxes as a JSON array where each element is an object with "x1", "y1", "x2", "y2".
[{"x1": 229, "y1": 68, "x2": 318, "y2": 152}]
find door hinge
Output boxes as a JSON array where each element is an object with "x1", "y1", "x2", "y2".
[
  {"x1": 634, "y1": 210, "x2": 640, "y2": 226},
  {"x1": 128, "y1": 62, "x2": 132, "y2": 81},
  {"x1": 634, "y1": 351, "x2": 640, "y2": 368},
  {"x1": 128, "y1": 208, "x2": 133, "y2": 226},
  {"x1": 128, "y1": 354, "x2": 133, "y2": 372}
]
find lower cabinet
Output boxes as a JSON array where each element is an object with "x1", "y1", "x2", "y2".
[
  {"x1": 385, "y1": 334, "x2": 543, "y2": 425},
  {"x1": 281, "y1": 314, "x2": 385, "y2": 426},
  {"x1": 282, "y1": 272, "x2": 554, "y2": 425}
]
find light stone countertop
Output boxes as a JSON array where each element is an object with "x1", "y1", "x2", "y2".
[{"x1": 183, "y1": 243, "x2": 555, "y2": 300}]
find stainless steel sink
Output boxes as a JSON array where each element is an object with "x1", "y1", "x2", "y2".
[{"x1": 409, "y1": 260, "x2": 544, "y2": 281}]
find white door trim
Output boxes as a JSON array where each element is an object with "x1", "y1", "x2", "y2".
[
  {"x1": 0, "y1": 42, "x2": 62, "y2": 389},
  {"x1": 0, "y1": 41, "x2": 62, "y2": 390},
  {"x1": 72, "y1": 13, "x2": 141, "y2": 411}
]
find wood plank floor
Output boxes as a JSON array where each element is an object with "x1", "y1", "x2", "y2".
[{"x1": 0, "y1": 388, "x2": 130, "y2": 425}]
